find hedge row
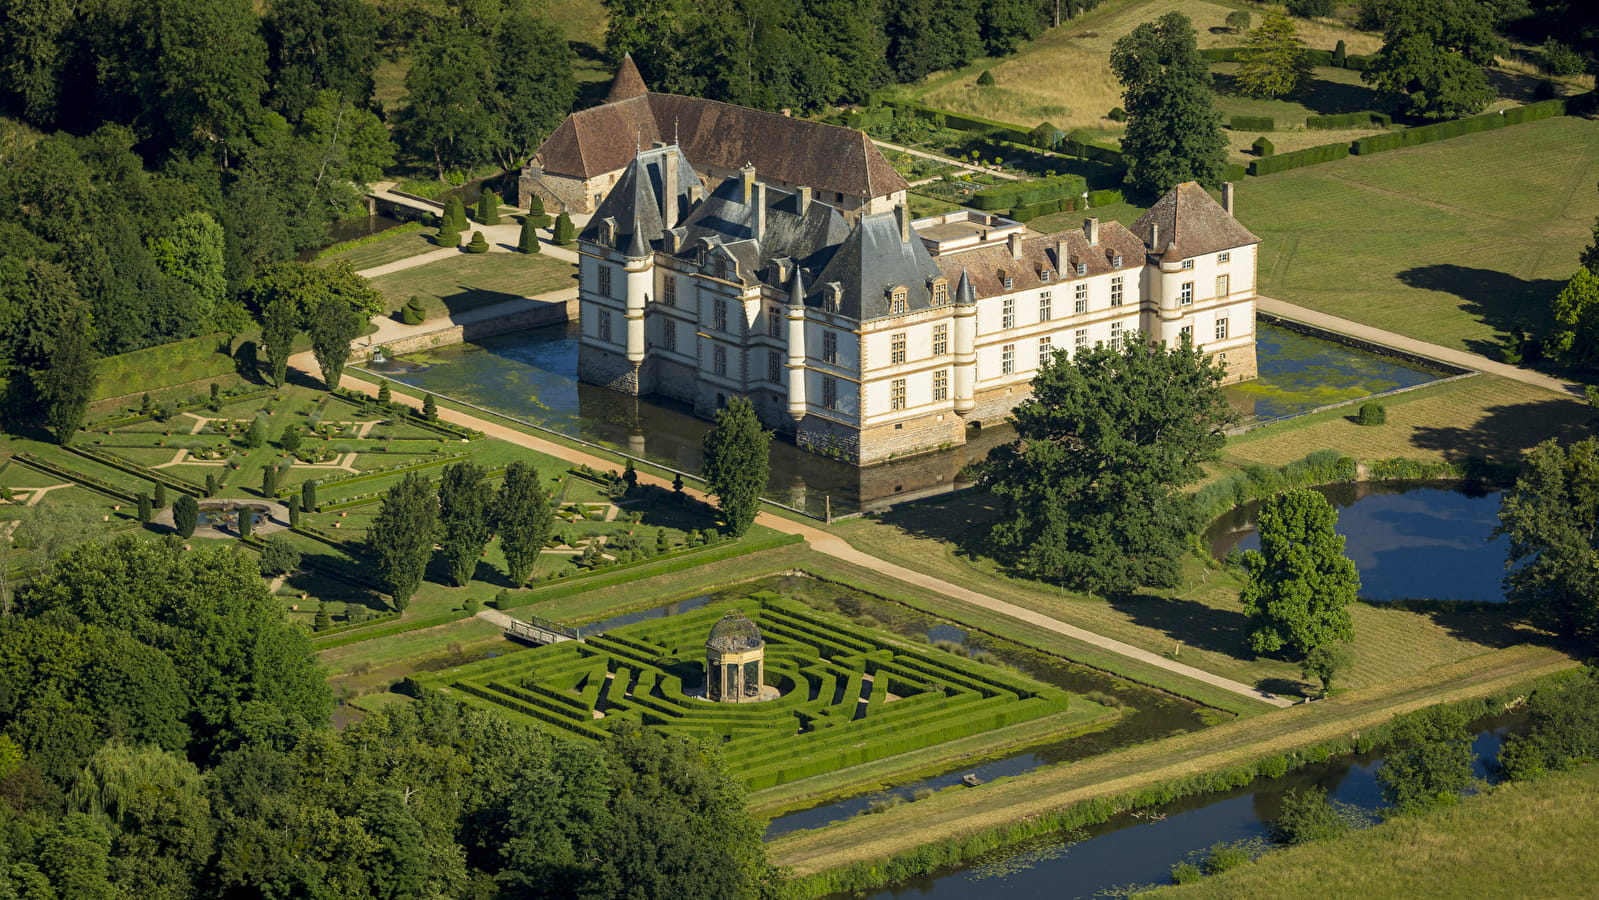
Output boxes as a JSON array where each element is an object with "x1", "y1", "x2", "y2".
[
  {"x1": 330, "y1": 387, "x2": 483, "y2": 440},
  {"x1": 13, "y1": 453, "x2": 140, "y2": 503},
  {"x1": 92, "y1": 333, "x2": 239, "y2": 403},
  {"x1": 66, "y1": 444, "x2": 206, "y2": 496},
  {"x1": 279, "y1": 451, "x2": 472, "y2": 503},
  {"x1": 1248, "y1": 140, "x2": 1349, "y2": 176},
  {"x1": 880, "y1": 98, "x2": 1034, "y2": 144},
  {"x1": 969, "y1": 174, "x2": 1088, "y2": 211},
  {"x1": 1202, "y1": 46, "x2": 1336, "y2": 67},
  {"x1": 1230, "y1": 115, "x2": 1274, "y2": 132},
  {"x1": 1353, "y1": 99, "x2": 1568, "y2": 155},
  {"x1": 1194, "y1": 449, "x2": 1356, "y2": 525},
  {"x1": 310, "y1": 608, "x2": 473, "y2": 651},
  {"x1": 1306, "y1": 110, "x2": 1392, "y2": 129},
  {"x1": 92, "y1": 386, "x2": 278, "y2": 430},
  {"x1": 509, "y1": 532, "x2": 804, "y2": 606}
]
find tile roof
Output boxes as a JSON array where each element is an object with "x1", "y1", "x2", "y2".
[
  {"x1": 931, "y1": 221, "x2": 1147, "y2": 299},
  {"x1": 535, "y1": 68, "x2": 908, "y2": 201},
  {"x1": 606, "y1": 53, "x2": 648, "y2": 103},
  {"x1": 1132, "y1": 182, "x2": 1260, "y2": 260}
]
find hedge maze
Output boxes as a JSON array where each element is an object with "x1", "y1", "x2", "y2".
[{"x1": 419, "y1": 594, "x2": 1073, "y2": 789}]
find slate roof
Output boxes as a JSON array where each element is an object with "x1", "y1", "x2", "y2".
[
  {"x1": 931, "y1": 221, "x2": 1146, "y2": 299},
  {"x1": 535, "y1": 65, "x2": 908, "y2": 201},
  {"x1": 806, "y1": 210, "x2": 945, "y2": 320},
  {"x1": 579, "y1": 146, "x2": 703, "y2": 252},
  {"x1": 1132, "y1": 182, "x2": 1260, "y2": 259}
]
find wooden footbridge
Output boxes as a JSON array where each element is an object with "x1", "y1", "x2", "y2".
[{"x1": 504, "y1": 614, "x2": 584, "y2": 646}]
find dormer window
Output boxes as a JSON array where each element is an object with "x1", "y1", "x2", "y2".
[
  {"x1": 600, "y1": 217, "x2": 617, "y2": 246},
  {"x1": 1112, "y1": 254, "x2": 1123, "y2": 268},
  {"x1": 824, "y1": 283, "x2": 842, "y2": 313},
  {"x1": 889, "y1": 286, "x2": 907, "y2": 315},
  {"x1": 931, "y1": 279, "x2": 949, "y2": 306},
  {"x1": 1075, "y1": 262, "x2": 1087, "y2": 276},
  {"x1": 1040, "y1": 268, "x2": 1052, "y2": 282}
]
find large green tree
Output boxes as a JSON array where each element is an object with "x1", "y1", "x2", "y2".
[
  {"x1": 262, "y1": 0, "x2": 380, "y2": 121},
  {"x1": 1110, "y1": 12, "x2": 1227, "y2": 195},
  {"x1": 1363, "y1": 0, "x2": 1503, "y2": 119},
  {"x1": 980, "y1": 334, "x2": 1234, "y2": 595},
  {"x1": 490, "y1": 12, "x2": 578, "y2": 170},
  {"x1": 258, "y1": 294, "x2": 299, "y2": 387},
  {"x1": 437, "y1": 461, "x2": 493, "y2": 587},
  {"x1": 399, "y1": 29, "x2": 501, "y2": 178},
  {"x1": 1496, "y1": 437, "x2": 1599, "y2": 644},
  {"x1": 1239, "y1": 488, "x2": 1361, "y2": 658},
  {"x1": 146, "y1": 212, "x2": 227, "y2": 329},
  {"x1": 1549, "y1": 268, "x2": 1599, "y2": 370},
  {"x1": 308, "y1": 294, "x2": 363, "y2": 390},
  {"x1": 1236, "y1": 11, "x2": 1312, "y2": 98},
  {"x1": 368, "y1": 471, "x2": 439, "y2": 609},
  {"x1": 493, "y1": 460, "x2": 553, "y2": 585},
  {"x1": 702, "y1": 397, "x2": 771, "y2": 538},
  {"x1": 1376, "y1": 705, "x2": 1476, "y2": 813}
]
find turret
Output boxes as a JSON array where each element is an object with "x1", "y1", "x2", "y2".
[
  {"x1": 951, "y1": 268, "x2": 976, "y2": 415},
  {"x1": 785, "y1": 266, "x2": 808, "y2": 422},
  {"x1": 623, "y1": 218, "x2": 651, "y2": 366}
]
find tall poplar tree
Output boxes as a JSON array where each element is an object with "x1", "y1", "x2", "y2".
[
  {"x1": 1110, "y1": 12, "x2": 1227, "y2": 195},
  {"x1": 701, "y1": 398, "x2": 770, "y2": 538},
  {"x1": 308, "y1": 295, "x2": 363, "y2": 390},
  {"x1": 1236, "y1": 11, "x2": 1312, "y2": 98},
  {"x1": 368, "y1": 472, "x2": 438, "y2": 609},
  {"x1": 437, "y1": 462, "x2": 493, "y2": 587},
  {"x1": 493, "y1": 461, "x2": 553, "y2": 585},
  {"x1": 259, "y1": 295, "x2": 299, "y2": 387},
  {"x1": 1239, "y1": 488, "x2": 1360, "y2": 658}
]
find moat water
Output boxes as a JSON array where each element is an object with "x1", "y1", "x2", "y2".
[
  {"x1": 1206, "y1": 481, "x2": 1508, "y2": 602},
  {"x1": 372, "y1": 323, "x2": 1451, "y2": 516}
]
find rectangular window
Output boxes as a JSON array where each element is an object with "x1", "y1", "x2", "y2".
[
  {"x1": 597, "y1": 265, "x2": 612, "y2": 297},
  {"x1": 1003, "y1": 277, "x2": 1014, "y2": 290},
  {"x1": 663, "y1": 275, "x2": 676, "y2": 306},
  {"x1": 1039, "y1": 291, "x2": 1052, "y2": 321},
  {"x1": 933, "y1": 323, "x2": 948, "y2": 356},
  {"x1": 1181, "y1": 259, "x2": 1194, "y2": 270},
  {"x1": 891, "y1": 378, "x2": 906, "y2": 410},
  {"x1": 933, "y1": 281, "x2": 949, "y2": 305},
  {"x1": 891, "y1": 332, "x2": 906, "y2": 365},
  {"x1": 768, "y1": 349, "x2": 782, "y2": 384},
  {"x1": 1074, "y1": 328, "x2": 1087, "y2": 352},
  {"x1": 768, "y1": 307, "x2": 781, "y2": 337},
  {"x1": 1110, "y1": 275, "x2": 1124, "y2": 306},
  {"x1": 1179, "y1": 324, "x2": 1192, "y2": 341},
  {"x1": 890, "y1": 288, "x2": 907, "y2": 315},
  {"x1": 822, "y1": 330, "x2": 838, "y2": 364},
  {"x1": 933, "y1": 369, "x2": 948, "y2": 401},
  {"x1": 1180, "y1": 282, "x2": 1193, "y2": 306},
  {"x1": 1218, "y1": 252, "x2": 1230, "y2": 263},
  {"x1": 1110, "y1": 321, "x2": 1124, "y2": 346},
  {"x1": 1074, "y1": 283, "x2": 1088, "y2": 315},
  {"x1": 1075, "y1": 262, "x2": 1087, "y2": 276},
  {"x1": 713, "y1": 299, "x2": 728, "y2": 331},
  {"x1": 1041, "y1": 268, "x2": 1053, "y2": 282},
  {"x1": 1216, "y1": 317, "x2": 1230, "y2": 341},
  {"x1": 1216, "y1": 274, "x2": 1230, "y2": 298},
  {"x1": 713, "y1": 344, "x2": 727, "y2": 376},
  {"x1": 1001, "y1": 343, "x2": 1015, "y2": 375},
  {"x1": 662, "y1": 318, "x2": 676, "y2": 351},
  {"x1": 597, "y1": 310, "x2": 612, "y2": 342},
  {"x1": 822, "y1": 376, "x2": 838, "y2": 409},
  {"x1": 1002, "y1": 297, "x2": 1015, "y2": 330},
  {"x1": 1038, "y1": 336, "x2": 1053, "y2": 365}
]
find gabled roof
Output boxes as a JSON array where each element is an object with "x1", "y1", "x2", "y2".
[
  {"x1": 807, "y1": 211, "x2": 945, "y2": 320},
  {"x1": 535, "y1": 63, "x2": 909, "y2": 201},
  {"x1": 931, "y1": 222, "x2": 1145, "y2": 300},
  {"x1": 606, "y1": 53, "x2": 648, "y2": 103},
  {"x1": 1132, "y1": 182, "x2": 1260, "y2": 259}
]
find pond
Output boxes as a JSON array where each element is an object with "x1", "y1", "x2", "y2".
[
  {"x1": 299, "y1": 213, "x2": 409, "y2": 260},
  {"x1": 372, "y1": 322, "x2": 1450, "y2": 515},
  {"x1": 833, "y1": 713, "x2": 1522, "y2": 900},
  {"x1": 1205, "y1": 481, "x2": 1508, "y2": 602}
]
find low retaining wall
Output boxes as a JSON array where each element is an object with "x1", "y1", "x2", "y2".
[{"x1": 358, "y1": 298, "x2": 577, "y2": 360}]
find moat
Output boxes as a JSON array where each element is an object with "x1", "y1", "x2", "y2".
[{"x1": 370, "y1": 322, "x2": 1453, "y2": 517}]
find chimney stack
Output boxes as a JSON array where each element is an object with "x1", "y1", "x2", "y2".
[
  {"x1": 897, "y1": 203, "x2": 910, "y2": 244},
  {"x1": 662, "y1": 149, "x2": 679, "y2": 229},
  {"x1": 754, "y1": 182, "x2": 767, "y2": 242},
  {"x1": 1007, "y1": 232, "x2": 1023, "y2": 259},
  {"x1": 741, "y1": 163, "x2": 756, "y2": 205},
  {"x1": 797, "y1": 185, "x2": 813, "y2": 216},
  {"x1": 1222, "y1": 182, "x2": 1235, "y2": 217},
  {"x1": 1084, "y1": 217, "x2": 1100, "y2": 246},
  {"x1": 1150, "y1": 223, "x2": 1161, "y2": 252}
]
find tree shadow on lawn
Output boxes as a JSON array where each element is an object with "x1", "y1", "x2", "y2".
[
  {"x1": 432, "y1": 286, "x2": 530, "y2": 318},
  {"x1": 1407, "y1": 397, "x2": 1590, "y2": 465},
  {"x1": 1106, "y1": 591, "x2": 1261, "y2": 659},
  {"x1": 860, "y1": 489, "x2": 1007, "y2": 562},
  {"x1": 1212, "y1": 72, "x2": 1384, "y2": 116},
  {"x1": 1396, "y1": 264, "x2": 1564, "y2": 359}
]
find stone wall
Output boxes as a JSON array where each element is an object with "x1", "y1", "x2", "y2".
[
  {"x1": 357, "y1": 298, "x2": 576, "y2": 361},
  {"x1": 577, "y1": 344, "x2": 640, "y2": 394}
]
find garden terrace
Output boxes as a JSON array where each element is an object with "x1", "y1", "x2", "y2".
[{"x1": 417, "y1": 593, "x2": 1091, "y2": 790}]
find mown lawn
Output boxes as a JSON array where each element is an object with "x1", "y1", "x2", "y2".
[
  {"x1": 366, "y1": 251, "x2": 577, "y2": 318},
  {"x1": 1149, "y1": 760, "x2": 1599, "y2": 899},
  {"x1": 1241, "y1": 115, "x2": 1599, "y2": 356},
  {"x1": 317, "y1": 227, "x2": 440, "y2": 272}
]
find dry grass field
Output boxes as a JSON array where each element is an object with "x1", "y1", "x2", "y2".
[
  {"x1": 911, "y1": 0, "x2": 1382, "y2": 131},
  {"x1": 1150, "y1": 759, "x2": 1599, "y2": 899}
]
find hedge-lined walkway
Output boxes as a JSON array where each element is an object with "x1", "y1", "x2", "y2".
[{"x1": 292, "y1": 349, "x2": 1294, "y2": 710}]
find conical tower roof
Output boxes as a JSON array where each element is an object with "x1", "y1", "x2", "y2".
[{"x1": 606, "y1": 53, "x2": 649, "y2": 104}]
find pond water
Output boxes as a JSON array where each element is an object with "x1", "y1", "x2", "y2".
[
  {"x1": 835, "y1": 714, "x2": 1522, "y2": 900},
  {"x1": 298, "y1": 213, "x2": 409, "y2": 260},
  {"x1": 373, "y1": 322, "x2": 1448, "y2": 515},
  {"x1": 1224, "y1": 324, "x2": 1448, "y2": 422},
  {"x1": 1206, "y1": 481, "x2": 1508, "y2": 602}
]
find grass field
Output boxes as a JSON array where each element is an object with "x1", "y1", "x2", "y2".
[
  {"x1": 1150, "y1": 760, "x2": 1599, "y2": 899},
  {"x1": 317, "y1": 228, "x2": 440, "y2": 272},
  {"x1": 907, "y1": 0, "x2": 1382, "y2": 132},
  {"x1": 1241, "y1": 116, "x2": 1599, "y2": 357},
  {"x1": 366, "y1": 251, "x2": 577, "y2": 318}
]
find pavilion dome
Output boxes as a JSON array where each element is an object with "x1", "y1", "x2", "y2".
[{"x1": 706, "y1": 611, "x2": 763, "y2": 653}]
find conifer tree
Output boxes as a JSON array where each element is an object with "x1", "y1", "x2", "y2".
[
  {"x1": 309, "y1": 296, "x2": 363, "y2": 390},
  {"x1": 260, "y1": 295, "x2": 299, "y2": 387},
  {"x1": 519, "y1": 218, "x2": 541, "y2": 253},
  {"x1": 438, "y1": 462, "x2": 493, "y2": 587},
  {"x1": 701, "y1": 398, "x2": 770, "y2": 537},
  {"x1": 368, "y1": 472, "x2": 438, "y2": 610},
  {"x1": 301, "y1": 479, "x2": 318, "y2": 512},
  {"x1": 553, "y1": 212, "x2": 576, "y2": 246},
  {"x1": 137, "y1": 492, "x2": 153, "y2": 525},
  {"x1": 314, "y1": 601, "x2": 332, "y2": 631},
  {"x1": 239, "y1": 506, "x2": 253, "y2": 538},
  {"x1": 423, "y1": 394, "x2": 438, "y2": 421},
  {"x1": 477, "y1": 189, "x2": 501, "y2": 225},
  {"x1": 493, "y1": 461, "x2": 553, "y2": 585},
  {"x1": 173, "y1": 494, "x2": 199, "y2": 539},
  {"x1": 378, "y1": 380, "x2": 392, "y2": 404},
  {"x1": 154, "y1": 482, "x2": 167, "y2": 509}
]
